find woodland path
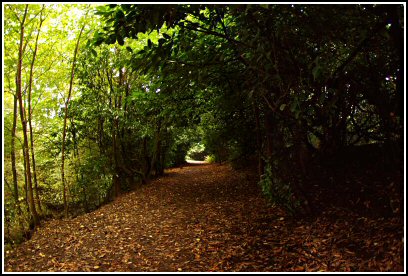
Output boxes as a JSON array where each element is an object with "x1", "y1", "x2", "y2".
[{"x1": 4, "y1": 163, "x2": 404, "y2": 272}]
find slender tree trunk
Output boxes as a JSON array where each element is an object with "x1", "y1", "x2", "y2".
[
  {"x1": 29, "y1": 124, "x2": 42, "y2": 213},
  {"x1": 106, "y1": 64, "x2": 122, "y2": 198},
  {"x1": 98, "y1": 117, "x2": 105, "y2": 155},
  {"x1": 11, "y1": 94, "x2": 19, "y2": 203},
  {"x1": 253, "y1": 99, "x2": 264, "y2": 177},
  {"x1": 112, "y1": 116, "x2": 121, "y2": 198},
  {"x1": 61, "y1": 24, "x2": 85, "y2": 218},
  {"x1": 10, "y1": 95, "x2": 25, "y2": 233},
  {"x1": 27, "y1": 8, "x2": 45, "y2": 214},
  {"x1": 152, "y1": 119, "x2": 162, "y2": 176},
  {"x1": 143, "y1": 137, "x2": 151, "y2": 183},
  {"x1": 292, "y1": 126, "x2": 313, "y2": 215},
  {"x1": 106, "y1": 71, "x2": 118, "y2": 197},
  {"x1": 264, "y1": 109, "x2": 275, "y2": 161},
  {"x1": 16, "y1": 5, "x2": 39, "y2": 227},
  {"x1": 22, "y1": 143, "x2": 28, "y2": 210}
]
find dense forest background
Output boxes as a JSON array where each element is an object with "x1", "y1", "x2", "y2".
[{"x1": 3, "y1": 3, "x2": 404, "y2": 248}]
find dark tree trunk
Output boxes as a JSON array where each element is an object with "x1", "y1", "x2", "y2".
[
  {"x1": 143, "y1": 137, "x2": 151, "y2": 183},
  {"x1": 253, "y1": 99, "x2": 264, "y2": 177},
  {"x1": 16, "y1": 5, "x2": 39, "y2": 227},
  {"x1": 152, "y1": 119, "x2": 162, "y2": 176},
  {"x1": 112, "y1": 119, "x2": 121, "y2": 198},
  {"x1": 10, "y1": 94, "x2": 24, "y2": 233},
  {"x1": 292, "y1": 126, "x2": 313, "y2": 216},
  {"x1": 264, "y1": 109, "x2": 275, "y2": 161},
  {"x1": 11, "y1": 94, "x2": 19, "y2": 203},
  {"x1": 27, "y1": 9, "x2": 44, "y2": 214}
]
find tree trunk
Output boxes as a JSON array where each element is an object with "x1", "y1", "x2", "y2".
[
  {"x1": 283, "y1": 124, "x2": 313, "y2": 217},
  {"x1": 253, "y1": 99, "x2": 264, "y2": 177},
  {"x1": 27, "y1": 8, "x2": 44, "y2": 214},
  {"x1": 112, "y1": 117, "x2": 121, "y2": 198},
  {"x1": 264, "y1": 109, "x2": 275, "y2": 161},
  {"x1": 98, "y1": 117, "x2": 105, "y2": 155},
  {"x1": 152, "y1": 119, "x2": 162, "y2": 176},
  {"x1": 11, "y1": 94, "x2": 19, "y2": 203},
  {"x1": 10, "y1": 94, "x2": 24, "y2": 233},
  {"x1": 16, "y1": 5, "x2": 39, "y2": 227},
  {"x1": 22, "y1": 143, "x2": 29, "y2": 211},
  {"x1": 61, "y1": 23, "x2": 85, "y2": 218},
  {"x1": 143, "y1": 137, "x2": 151, "y2": 183}
]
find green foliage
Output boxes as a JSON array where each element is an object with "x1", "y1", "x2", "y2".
[
  {"x1": 4, "y1": 200, "x2": 31, "y2": 244},
  {"x1": 204, "y1": 154, "x2": 216, "y2": 164},
  {"x1": 186, "y1": 142, "x2": 208, "y2": 161},
  {"x1": 259, "y1": 160, "x2": 300, "y2": 215},
  {"x1": 70, "y1": 155, "x2": 112, "y2": 212},
  {"x1": 3, "y1": 3, "x2": 403, "y2": 245},
  {"x1": 165, "y1": 127, "x2": 202, "y2": 167}
]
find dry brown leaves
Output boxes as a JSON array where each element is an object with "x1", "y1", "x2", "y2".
[{"x1": 4, "y1": 164, "x2": 404, "y2": 272}]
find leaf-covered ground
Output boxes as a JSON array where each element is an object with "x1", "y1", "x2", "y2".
[{"x1": 4, "y1": 163, "x2": 404, "y2": 272}]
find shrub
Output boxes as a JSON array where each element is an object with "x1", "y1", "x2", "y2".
[
  {"x1": 205, "y1": 154, "x2": 216, "y2": 163},
  {"x1": 258, "y1": 160, "x2": 300, "y2": 215}
]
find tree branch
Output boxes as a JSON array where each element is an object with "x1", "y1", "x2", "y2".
[{"x1": 329, "y1": 21, "x2": 385, "y2": 84}]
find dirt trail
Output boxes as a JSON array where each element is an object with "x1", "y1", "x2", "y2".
[{"x1": 4, "y1": 163, "x2": 404, "y2": 272}]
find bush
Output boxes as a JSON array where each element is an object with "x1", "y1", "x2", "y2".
[
  {"x1": 205, "y1": 154, "x2": 216, "y2": 163},
  {"x1": 259, "y1": 160, "x2": 300, "y2": 215}
]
